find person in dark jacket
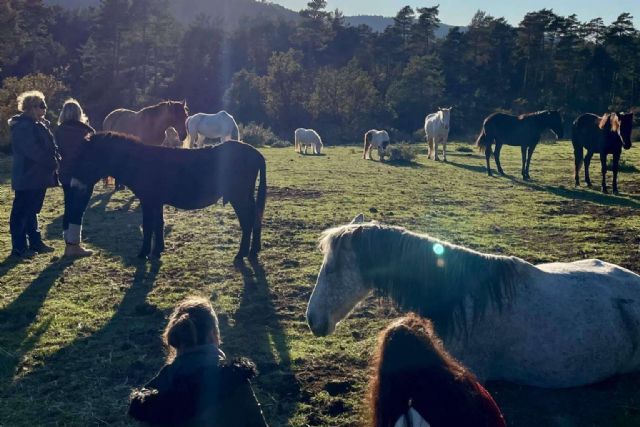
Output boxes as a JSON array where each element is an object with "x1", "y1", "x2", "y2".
[
  {"x1": 129, "y1": 297, "x2": 269, "y2": 427},
  {"x1": 366, "y1": 313, "x2": 507, "y2": 427},
  {"x1": 8, "y1": 90, "x2": 59, "y2": 258},
  {"x1": 55, "y1": 98, "x2": 95, "y2": 257}
]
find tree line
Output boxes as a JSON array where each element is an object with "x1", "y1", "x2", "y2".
[{"x1": 1, "y1": 0, "x2": 639, "y2": 147}]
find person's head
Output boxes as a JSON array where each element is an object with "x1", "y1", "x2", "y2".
[
  {"x1": 58, "y1": 98, "x2": 89, "y2": 125},
  {"x1": 163, "y1": 297, "x2": 221, "y2": 361},
  {"x1": 17, "y1": 90, "x2": 47, "y2": 121},
  {"x1": 367, "y1": 313, "x2": 471, "y2": 427}
]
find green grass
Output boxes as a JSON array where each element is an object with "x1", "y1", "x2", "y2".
[{"x1": 1, "y1": 142, "x2": 640, "y2": 426}]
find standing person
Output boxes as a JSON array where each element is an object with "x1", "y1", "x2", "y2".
[
  {"x1": 55, "y1": 98, "x2": 94, "y2": 257},
  {"x1": 366, "y1": 313, "x2": 506, "y2": 427},
  {"x1": 8, "y1": 90, "x2": 59, "y2": 258},
  {"x1": 129, "y1": 296, "x2": 269, "y2": 427}
]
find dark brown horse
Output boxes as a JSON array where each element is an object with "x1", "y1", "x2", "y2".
[
  {"x1": 476, "y1": 110, "x2": 563, "y2": 180},
  {"x1": 70, "y1": 133, "x2": 266, "y2": 260},
  {"x1": 572, "y1": 112, "x2": 634, "y2": 194}
]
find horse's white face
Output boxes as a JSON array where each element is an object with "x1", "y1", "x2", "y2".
[
  {"x1": 306, "y1": 214, "x2": 369, "y2": 336},
  {"x1": 441, "y1": 108, "x2": 451, "y2": 127}
]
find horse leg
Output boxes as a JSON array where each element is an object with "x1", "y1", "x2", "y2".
[
  {"x1": 363, "y1": 141, "x2": 369, "y2": 159},
  {"x1": 434, "y1": 138, "x2": 440, "y2": 161},
  {"x1": 525, "y1": 144, "x2": 537, "y2": 180},
  {"x1": 484, "y1": 145, "x2": 493, "y2": 176},
  {"x1": 612, "y1": 151, "x2": 621, "y2": 194},
  {"x1": 519, "y1": 145, "x2": 527, "y2": 179},
  {"x1": 247, "y1": 196, "x2": 262, "y2": 258},
  {"x1": 600, "y1": 153, "x2": 608, "y2": 194},
  {"x1": 230, "y1": 198, "x2": 253, "y2": 260},
  {"x1": 493, "y1": 143, "x2": 505, "y2": 176},
  {"x1": 138, "y1": 203, "x2": 153, "y2": 259},
  {"x1": 573, "y1": 146, "x2": 583, "y2": 186},
  {"x1": 442, "y1": 137, "x2": 447, "y2": 162},
  {"x1": 584, "y1": 151, "x2": 594, "y2": 187},
  {"x1": 151, "y1": 205, "x2": 165, "y2": 258}
]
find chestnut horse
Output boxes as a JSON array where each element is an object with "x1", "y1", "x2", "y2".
[
  {"x1": 71, "y1": 132, "x2": 266, "y2": 260},
  {"x1": 572, "y1": 112, "x2": 634, "y2": 194}
]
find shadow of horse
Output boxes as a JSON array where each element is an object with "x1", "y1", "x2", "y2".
[
  {"x1": 0, "y1": 257, "x2": 76, "y2": 384},
  {"x1": 221, "y1": 259, "x2": 300, "y2": 426},
  {"x1": 446, "y1": 160, "x2": 490, "y2": 174},
  {"x1": 0, "y1": 260, "x2": 163, "y2": 424}
]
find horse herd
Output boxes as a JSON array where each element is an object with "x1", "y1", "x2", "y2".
[{"x1": 64, "y1": 99, "x2": 640, "y2": 393}]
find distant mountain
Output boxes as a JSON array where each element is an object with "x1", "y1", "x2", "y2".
[
  {"x1": 45, "y1": 0, "x2": 463, "y2": 36},
  {"x1": 344, "y1": 15, "x2": 465, "y2": 37}
]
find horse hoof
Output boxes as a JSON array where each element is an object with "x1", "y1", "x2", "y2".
[
  {"x1": 602, "y1": 189, "x2": 608, "y2": 194},
  {"x1": 586, "y1": 183, "x2": 593, "y2": 188},
  {"x1": 613, "y1": 190, "x2": 619, "y2": 195}
]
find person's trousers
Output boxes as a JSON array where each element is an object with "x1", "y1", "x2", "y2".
[
  {"x1": 10, "y1": 188, "x2": 47, "y2": 252},
  {"x1": 62, "y1": 184, "x2": 93, "y2": 244}
]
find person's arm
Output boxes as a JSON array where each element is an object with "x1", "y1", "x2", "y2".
[
  {"x1": 12, "y1": 123, "x2": 57, "y2": 169},
  {"x1": 128, "y1": 365, "x2": 175, "y2": 425}
]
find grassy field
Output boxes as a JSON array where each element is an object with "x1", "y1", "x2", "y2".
[{"x1": 1, "y1": 141, "x2": 640, "y2": 426}]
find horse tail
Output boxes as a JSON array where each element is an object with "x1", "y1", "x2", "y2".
[
  {"x1": 255, "y1": 156, "x2": 267, "y2": 226},
  {"x1": 572, "y1": 132, "x2": 584, "y2": 178},
  {"x1": 476, "y1": 127, "x2": 489, "y2": 154}
]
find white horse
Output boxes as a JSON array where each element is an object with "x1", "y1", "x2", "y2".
[
  {"x1": 425, "y1": 107, "x2": 451, "y2": 161},
  {"x1": 306, "y1": 215, "x2": 640, "y2": 388},
  {"x1": 363, "y1": 129, "x2": 390, "y2": 161},
  {"x1": 186, "y1": 111, "x2": 240, "y2": 148},
  {"x1": 295, "y1": 128, "x2": 323, "y2": 155}
]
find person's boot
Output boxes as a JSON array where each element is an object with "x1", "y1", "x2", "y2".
[
  {"x1": 63, "y1": 224, "x2": 93, "y2": 257},
  {"x1": 64, "y1": 243, "x2": 93, "y2": 257},
  {"x1": 29, "y1": 241, "x2": 55, "y2": 254}
]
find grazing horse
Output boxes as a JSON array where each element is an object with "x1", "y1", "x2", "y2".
[
  {"x1": 186, "y1": 111, "x2": 240, "y2": 148},
  {"x1": 363, "y1": 129, "x2": 390, "y2": 161},
  {"x1": 306, "y1": 215, "x2": 640, "y2": 388},
  {"x1": 572, "y1": 112, "x2": 634, "y2": 194},
  {"x1": 70, "y1": 132, "x2": 266, "y2": 260},
  {"x1": 162, "y1": 127, "x2": 183, "y2": 148},
  {"x1": 295, "y1": 128, "x2": 323, "y2": 155},
  {"x1": 476, "y1": 110, "x2": 563, "y2": 180},
  {"x1": 425, "y1": 108, "x2": 451, "y2": 161}
]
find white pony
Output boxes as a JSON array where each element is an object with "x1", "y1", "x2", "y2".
[
  {"x1": 295, "y1": 128, "x2": 323, "y2": 155},
  {"x1": 306, "y1": 215, "x2": 640, "y2": 388},
  {"x1": 186, "y1": 110, "x2": 240, "y2": 148},
  {"x1": 424, "y1": 107, "x2": 451, "y2": 161},
  {"x1": 363, "y1": 129, "x2": 390, "y2": 161}
]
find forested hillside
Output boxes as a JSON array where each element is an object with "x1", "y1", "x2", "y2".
[{"x1": 2, "y1": 0, "x2": 639, "y2": 147}]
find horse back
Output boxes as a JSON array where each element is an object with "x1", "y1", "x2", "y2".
[{"x1": 572, "y1": 113, "x2": 603, "y2": 151}]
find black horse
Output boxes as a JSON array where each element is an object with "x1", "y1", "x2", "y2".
[
  {"x1": 572, "y1": 112, "x2": 634, "y2": 194},
  {"x1": 71, "y1": 132, "x2": 266, "y2": 260},
  {"x1": 476, "y1": 110, "x2": 563, "y2": 180}
]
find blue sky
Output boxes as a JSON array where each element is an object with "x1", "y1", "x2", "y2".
[{"x1": 271, "y1": 1, "x2": 640, "y2": 27}]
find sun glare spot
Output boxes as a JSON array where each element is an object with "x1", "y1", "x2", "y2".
[{"x1": 433, "y1": 243, "x2": 444, "y2": 256}]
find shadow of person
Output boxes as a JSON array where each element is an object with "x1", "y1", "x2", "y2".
[
  {"x1": 0, "y1": 257, "x2": 76, "y2": 384},
  {"x1": 0, "y1": 259, "x2": 163, "y2": 425},
  {"x1": 222, "y1": 258, "x2": 300, "y2": 426}
]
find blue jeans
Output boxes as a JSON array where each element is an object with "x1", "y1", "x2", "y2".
[
  {"x1": 10, "y1": 188, "x2": 47, "y2": 252},
  {"x1": 62, "y1": 184, "x2": 93, "y2": 231}
]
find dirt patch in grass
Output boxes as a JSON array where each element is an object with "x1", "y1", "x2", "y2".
[{"x1": 269, "y1": 186, "x2": 326, "y2": 200}]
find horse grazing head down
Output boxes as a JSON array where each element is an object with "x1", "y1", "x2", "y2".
[{"x1": 162, "y1": 127, "x2": 182, "y2": 148}]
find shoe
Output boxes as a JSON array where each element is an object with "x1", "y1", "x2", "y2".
[
  {"x1": 10, "y1": 249, "x2": 35, "y2": 259},
  {"x1": 64, "y1": 243, "x2": 94, "y2": 257},
  {"x1": 30, "y1": 242, "x2": 55, "y2": 254}
]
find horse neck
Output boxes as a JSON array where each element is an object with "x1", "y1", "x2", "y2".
[{"x1": 367, "y1": 234, "x2": 522, "y2": 337}]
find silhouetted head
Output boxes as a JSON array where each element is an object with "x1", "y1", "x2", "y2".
[{"x1": 163, "y1": 296, "x2": 220, "y2": 361}]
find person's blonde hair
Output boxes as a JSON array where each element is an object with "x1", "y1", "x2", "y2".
[
  {"x1": 162, "y1": 296, "x2": 221, "y2": 362},
  {"x1": 17, "y1": 90, "x2": 45, "y2": 113},
  {"x1": 58, "y1": 98, "x2": 89, "y2": 125}
]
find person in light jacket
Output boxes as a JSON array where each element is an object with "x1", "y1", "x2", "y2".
[{"x1": 8, "y1": 90, "x2": 59, "y2": 258}]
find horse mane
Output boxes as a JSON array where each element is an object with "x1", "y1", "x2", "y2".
[
  {"x1": 319, "y1": 222, "x2": 525, "y2": 338},
  {"x1": 599, "y1": 113, "x2": 620, "y2": 132},
  {"x1": 91, "y1": 131, "x2": 142, "y2": 145},
  {"x1": 138, "y1": 100, "x2": 181, "y2": 115}
]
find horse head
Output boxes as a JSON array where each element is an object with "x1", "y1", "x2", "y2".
[
  {"x1": 167, "y1": 100, "x2": 189, "y2": 141},
  {"x1": 71, "y1": 132, "x2": 124, "y2": 189},
  {"x1": 547, "y1": 110, "x2": 564, "y2": 139},
  {"x1": 618, "y1": 112, "x2": 634, "y2": 150},
  {"x1": 306, "y1": 214, "x2": 370, "y2": 336}
]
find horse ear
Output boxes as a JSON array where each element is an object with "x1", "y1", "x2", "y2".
[{"x1": 351, "y1": 213, "x2": 365, "y2": 224}]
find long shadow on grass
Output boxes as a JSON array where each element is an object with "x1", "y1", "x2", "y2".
[
  {"x1": 446, "y1": 160, "x2": 491, "y2": 175},
  {"x1": 0, "y1": 257, "x2": 75, "y2": 385},
  {"x1": 0, "y1": 260, "x2": 163, "y2": 425},
  {"x1": 221, "y1": 259, "x2": 300, "y2": 426}
]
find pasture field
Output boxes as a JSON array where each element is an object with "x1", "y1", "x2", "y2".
[{"x1": 1, "y1": 141, "x2": 640, "y2": 426}]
